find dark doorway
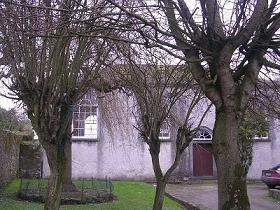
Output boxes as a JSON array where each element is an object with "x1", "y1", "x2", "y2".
[{"x1": 193, "y1": 143, "x2": 213, "y2": 176}]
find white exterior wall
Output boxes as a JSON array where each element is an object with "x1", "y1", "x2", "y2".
[
  {"x1": 42, "y1": 92, "x2": 175, "y2": 180},
  {"x1": 42, "y1": 151, "x2": 50, "y2": 177},
  {"x1": 270, "y1": 119, "x2": 280, "y2": 166},
  {"x1": 41, "y1": 91, "x2": 280, "y2": 180},
  {"x1": 72, "y1": 142, "x2": 98, "y2": 178},
  {"x1": 247, "y1": 118, "x2": 280, "y2": 179},
  {"x1": 247, "y1": 141, "x2": 272, "y2": 179}
]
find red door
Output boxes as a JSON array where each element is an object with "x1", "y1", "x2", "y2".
[{"x1": 193, "y1": 143, "x2": 213, "y2": 176}]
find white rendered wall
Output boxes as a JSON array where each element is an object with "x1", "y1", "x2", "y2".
[
  {"x1": 72, "y1": 142, "x2": 98, "y2": 178},
  {"x1": 41, "y1": 91, "x2": 280, "y2": 180},
  {"x1": 247, "y1": 118, "x2": 280, "y2": 179},
  {"x1": 247, "y1": 141, "x2": 272, "y2": 179},
  {"x1": 42, "y1": 92, "x2": 175, "y2": 180},
  {"x1": 270, "y1": 119, "x2": 280, "y2": 166},
  {"x1": 42, "y1": 150, "x2": 50, "y2": 177}
]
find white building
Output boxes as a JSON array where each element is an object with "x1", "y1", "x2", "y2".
[{"x1": 42, "y1": 90, "x2": 280, "y2": 180}]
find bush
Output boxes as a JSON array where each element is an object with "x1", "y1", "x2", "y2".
[{"x1": 0, "y1": 108, "x2": 29, "y2": 131}]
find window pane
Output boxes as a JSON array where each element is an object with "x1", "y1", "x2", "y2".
[
  {"x1": 72, "y1": 90, "x2": 97, "y2": 139},
  {"x1": 159, "y1": 121, "x2": 170, "y2": 139},
  {"x1": 73, "y1": 129, "x2": 78, "y2": 136},
  {"x1": 194, "y1": 127, "x2": 212, "y2": 139}
]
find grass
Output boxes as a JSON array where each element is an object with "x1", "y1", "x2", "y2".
[{"x1": 0, "y1": 179, "x2": 183, "y2": 210}]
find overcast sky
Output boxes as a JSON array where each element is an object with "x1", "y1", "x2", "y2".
[
  {"x1": 0, "y1": 96, "x2": 14, "y2": 109},
  {"x1": 0, "y1": 82, "x2": 15, "y2": 110}
]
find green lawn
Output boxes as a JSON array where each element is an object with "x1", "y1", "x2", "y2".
[{"x1": 0, "y1": 179, "x2": 183, "y2": 210}]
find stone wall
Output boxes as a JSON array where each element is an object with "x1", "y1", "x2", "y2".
[
  {"x1": 0, "y1": 130, "x2": 21, "y2": 189},
  {"x1": 19, "y1": 136, "x2": 42, "y2": 178}
]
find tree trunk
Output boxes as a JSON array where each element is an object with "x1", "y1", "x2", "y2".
[
  {"x1": 150, "y1": 146, "x2": 167, "y2": 210},
  {"x1": 62, "y1": 140, "x2": 76, "y2": 192},
  {"x1": 44, "y1": 143, "x2": 66, "y2": 210},
  {"x1": 149, "y1": 127, "x2": 191, "y2": 210},
  {"x1": 212, "y1": 110, "x2": 250, "y2": 210},
  {"x1": 153, "y1": 180, "x2": 167, "y2": 210}
]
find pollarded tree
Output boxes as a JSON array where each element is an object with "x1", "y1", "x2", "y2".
[
  {"x1": 112, "y1": 47, "x2": 212, "y2": 210},
  {"x1": 108, "y1": 0, "x2": 280, "y2": 209},
  {"x1": 0, "y1": 0, "x2": 119, "y2": 209}
]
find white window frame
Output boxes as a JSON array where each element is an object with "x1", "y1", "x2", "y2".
[
  {"x1": 159, "y1": 121, "x2": 170, "y2": 140},
  {"x1": 253, "y1": 134, "x2": 269, "y2": 141},
  {"x1": 193, "y1": 127, "x2": 212, "y2": 141},
  {"x1": 84, "y1": 115, "x2": 98, "y2": 139},
  {"x1": 72, "y1": 98, "x2": 98, "y2": 141}
]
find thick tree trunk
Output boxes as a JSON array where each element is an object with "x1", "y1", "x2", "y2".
[
  {"x1": 44, "y1": 143, "x2": 66, "y2": 210},
  {"x1": 62, "y1": 140, "x2": 76, "y2": 192},
  {"x1": 212, "y1": 110, "x2": 250, "y2": 210},
  {"x1": 153, "y1": 180, "x2": 167, "y2": 210},
  {"x1": 38, "y1": 105, "x2": 75, "y2": 210}
]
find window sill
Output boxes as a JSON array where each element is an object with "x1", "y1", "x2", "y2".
[
  {"x1": 159, "y1": 138, "x2": 172, "y2": 142},
  {"x1": 253, "y1": 137, "x2": 270, "y2": 142},
  {"x1": 71, "y1": 137, "x2": 98, "y2": 142},
  {"x1": 193, "y1": 138, "x2": 212, "y2": 143}
]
